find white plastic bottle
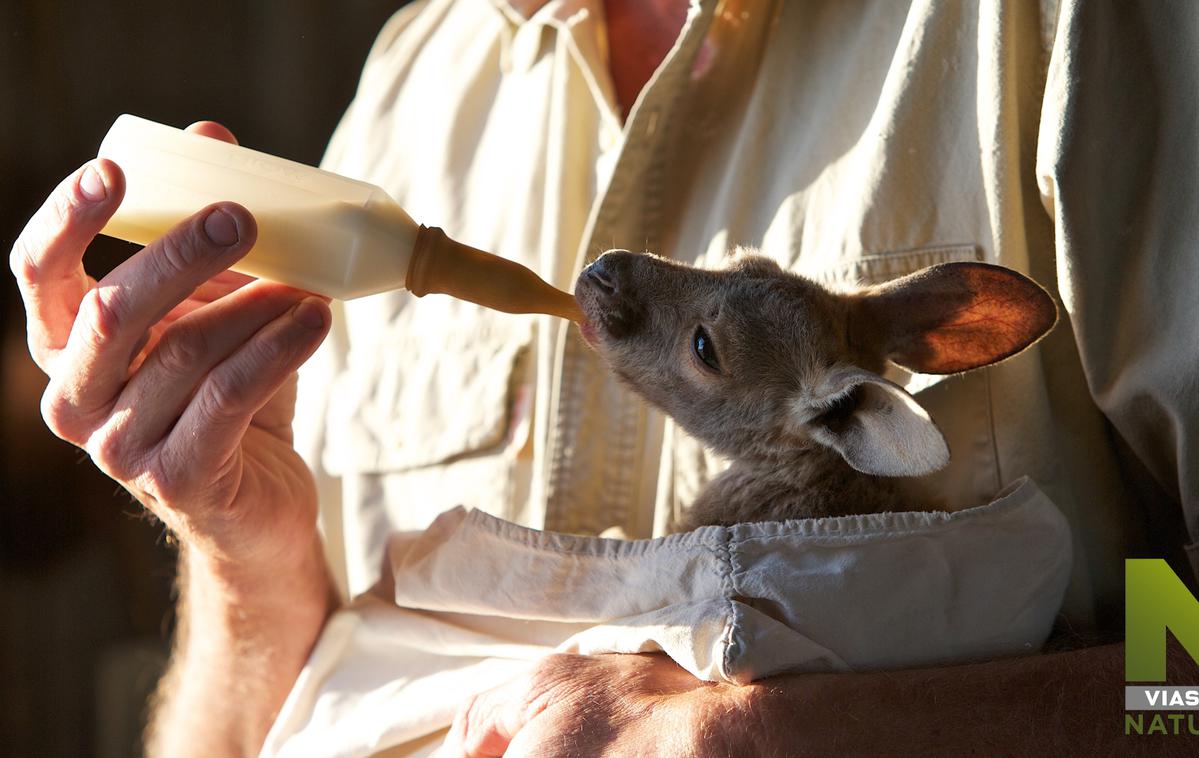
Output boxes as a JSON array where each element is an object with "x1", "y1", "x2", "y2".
[{"x1": 96, "y1": 114, "x2": 581, "y2": 319}]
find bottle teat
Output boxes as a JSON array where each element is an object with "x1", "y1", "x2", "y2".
[{"x1": 406, "y1": 226, "x2": 583, "y2": 322}]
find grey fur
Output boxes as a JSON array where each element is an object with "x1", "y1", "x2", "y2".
[{"x1": 574, "y1": 249, "x2": 1056, "y2": 529}]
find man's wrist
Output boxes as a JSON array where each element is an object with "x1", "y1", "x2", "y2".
[
  {"x1": 175, "y1": 530, "x2": 337, "y2": 686},
  {"x1": 146, "y1": 534, "x2": 336, "y2": 757},
  {"x1": 183, "y1": 530, "x2": 336, "y2": 614},
  {"x1": 673, "y1": 679, "x2": 770, "y2": 755}
]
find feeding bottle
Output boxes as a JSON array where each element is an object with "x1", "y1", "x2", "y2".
[{"x1": 95, "y1": 114, "x2": 581, "y2": 320}]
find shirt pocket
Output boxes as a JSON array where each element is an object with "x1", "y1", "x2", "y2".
[
  {"x1": 799, "y1": 243, "x2": 983, "y2": 290},
  {"x1": 323, "y1": 298, "x2": 533, "y2": 476}
]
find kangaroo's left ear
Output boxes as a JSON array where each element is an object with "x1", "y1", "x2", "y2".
[
  {"x1": 796, "y1": 367, "x2": 949, "y2": 477},
  {"x1": 847, "y1": 262, "x2": 1058, "y2": 374}
]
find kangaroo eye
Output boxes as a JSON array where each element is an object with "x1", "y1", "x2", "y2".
[{"x1": 693, "y1": 326, "x2": 721, "y2": 372}]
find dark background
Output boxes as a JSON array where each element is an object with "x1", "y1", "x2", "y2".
[{"x1": 0, "y1": 3, "x2": 407, "y2": 756}]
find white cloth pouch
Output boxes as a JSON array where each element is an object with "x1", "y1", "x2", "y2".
[{"x1": 263, "y1": 476, "x2": 1072, "y2": 757}]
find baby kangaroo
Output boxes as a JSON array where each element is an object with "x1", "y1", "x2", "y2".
[{"x1": 574, "y1": 250, "x2": 1057, "y2": 529}]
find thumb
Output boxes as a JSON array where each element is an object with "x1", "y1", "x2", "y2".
[{"x1": 186, "y1": 120, "x2": 239, "y2": 145}]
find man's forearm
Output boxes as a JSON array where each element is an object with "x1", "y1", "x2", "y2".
[
  {"x1": 146, "y1": 536, "x2": 336, "y2": 758},
  {"x1": 736, "y1": 644, "x2": 1126, "y2": 756}
]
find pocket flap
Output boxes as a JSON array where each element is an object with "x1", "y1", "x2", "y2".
[
  {"x1": 324, "y1": 309, "x2": 531, "y2": 475},
  {"x1": 802, "y1": 243, "x2": 982, "y2": 289}
]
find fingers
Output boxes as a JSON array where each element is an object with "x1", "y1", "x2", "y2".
[
  {"x1": 439, "y1": 657, "x2": 587, "y2": 758},
  {"x1": 439, "y1": 655, "x2": 696, "y2": 758},
  {"x1": 10, "y1": 118, "x2": 236, "y2": 373},
  {"x1": 10, "y1": 159, "x2": 125, "y2": 368},
  {"x1": 440, "y1": 680, "x2": 532, "y2": 758},
  {"x1": 153, "y1": 295, "x2": 330, "y2": 499},
  {"x1": 112, "y1": 282, "x2": 315, "y2": 452},
  {"x1": 43, "y1": 202, "x2": 257, "y2": 441},
  {"x1": 186, "y1": 120, "x2": 238, "y2": 144}
]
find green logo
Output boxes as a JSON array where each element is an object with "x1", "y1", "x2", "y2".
[{"x1": 1126, "y1": 559, "x2": 1199, "y2": 682}]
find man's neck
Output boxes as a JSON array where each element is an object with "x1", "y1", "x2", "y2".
[{"x1": 603, "y1": 0, "x2": 690, "y2": 119}]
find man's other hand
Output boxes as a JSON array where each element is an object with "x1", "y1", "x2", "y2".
[{"x1": 437, "y1": 653, "x2": 754, "y2": 757}]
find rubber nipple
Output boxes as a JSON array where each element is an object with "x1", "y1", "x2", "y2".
[{"x1": 406, "y1": 226, "x2": 583, "y2": 322}]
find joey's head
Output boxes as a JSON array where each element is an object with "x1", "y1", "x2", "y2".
[{"x1": 574, "y1": 249, "x2": 1057, "y2": 477}]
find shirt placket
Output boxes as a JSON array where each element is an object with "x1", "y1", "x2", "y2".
[{"x1": 544, "y1": 0, "x2": 719, "y2": 535}]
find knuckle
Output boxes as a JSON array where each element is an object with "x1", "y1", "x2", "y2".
[
  {"x1": 212, "y1": 334, "x2": 294, "y2": 406},
  {"x1": 201, "y1": 369, "x2": 250, "y2": 421},
  {"x1": 156, "y1": 320, "x2": 209, "y2": 376},
  {"x1": 156, "y1": 233, "x2": 194, "y2": 274},
  {"x1": 456, "y1": 693, "x2": 494, "y2": 755},
  {"x1": 49, "y1": 188, "x2": 81, "y2": 234},
  {"x1": 78, "y1": 286, "x2": 126, "y2": 345},
  {"x1": 247, "y1": 330, "x2": 291, "y2": 368},
  {"x1": 53, "y1": 181, "x2": 76, "y2": 213},
  {"x1": 456, "y1": 692, "x2": 480, "y2": 729},
  {"x1": 135, "y1": 459, "x2": 182, "y2": 505},
  {"x1": 9, "y1": 237, "x2": 39, "y2": 282},
  {"x1": 157, "y1": 218, "x2": 214, "y2": 274},
  {"x1": 9, "y1": 180, "x2": 89, "y2": 282},
  {"x1": 525, "y1": 657, "x2": 570, "y2": 701},
  {"x1": 85, "y1": 419, "x2": 149, "y2": 484},
  {"x1": 86, "y1": 424, "x2": 137, "y2": 481},
  {"x1": 40, "y1": 383, "x2": 84, "y2": 442}
]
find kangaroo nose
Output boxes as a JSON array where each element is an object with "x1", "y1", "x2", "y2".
[
  {"x1": 586, "y1": 264, "x2": 618, "y2": 297},
  {"x1": 585, "y1": 251, "x2": 631, "y2": 300},
  {"x1": 577, "y1": 250, "x2": 646, "y2": 338}
]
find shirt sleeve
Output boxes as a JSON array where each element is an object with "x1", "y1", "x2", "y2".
[{"x1": 1036, "y1": 1, "x2": 1199, "y2": 552}]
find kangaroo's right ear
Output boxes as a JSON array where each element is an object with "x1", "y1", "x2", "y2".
[{"x1": 847, "y1": 262, "x2": 1058, "y2": 375}]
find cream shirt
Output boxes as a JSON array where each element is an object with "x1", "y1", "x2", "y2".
[{"x1": 296, "y1": 0, "x2": 1198, "y2": 637}]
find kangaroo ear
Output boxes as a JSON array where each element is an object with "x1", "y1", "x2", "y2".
[
  {"x1": 848, "y1": 262, "x2": 1058, "y2": 374},
  {"x1": 798, "y1": 368, "x2": 949, "y2": 477}
]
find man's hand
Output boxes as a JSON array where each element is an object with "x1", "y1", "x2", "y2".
[
  {"x1": 11, "y1": 121, "x2": 329, "y2": 575},
  {"x1": 437, "y1": 653, "x2": 756, "y2": 758},
  {"x1": 442, "y1": 644, "x2": 1150, "y2": 758},
  {"x1": 9, "y1": 122, "x2": 335, "y2": 756}
]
